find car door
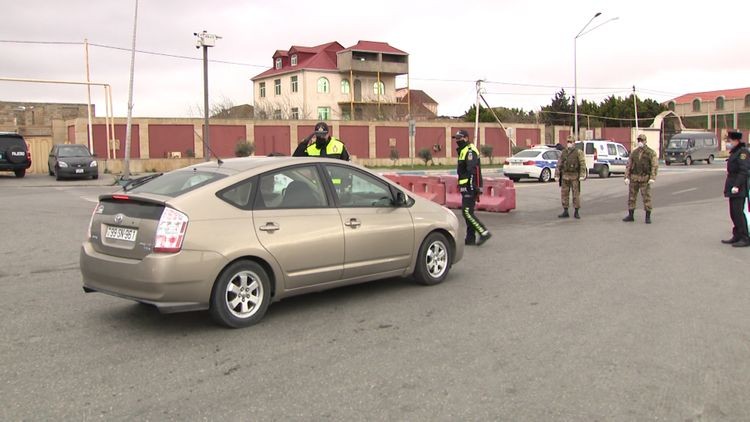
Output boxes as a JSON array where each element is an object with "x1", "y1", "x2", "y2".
[
  {"x1": 543, "y1": 150, "x2": 560, "y2": 178},
  {"x1": 322, "y1": 164, "x2": 415, "y2": 280},
  {"x1": 615, "y1": 144, "x2": 629, "y2": 174},
  {"x1": 252, "y1": 164, "x2": 344, "y2": 289}
]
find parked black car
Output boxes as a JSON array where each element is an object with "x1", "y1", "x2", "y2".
[
  {"x1": 48, "y1": 144, "x2": 98, "y2": 180},
  {"x1": 0, "y1": 133, "x2": 32, "y2": 178}
]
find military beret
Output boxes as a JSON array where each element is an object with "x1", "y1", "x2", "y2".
[
  {"x1": 728, "y1": 130, "x2": 742, "y2": 141},
  {"x1": 637, "y1": 134, "x2": 647, "y2": 141}
]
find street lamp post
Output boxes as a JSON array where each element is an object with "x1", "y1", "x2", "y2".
[
  {"x1": 194, "y1": 31, "x2": 221, "y2": 161},
  {"x1": 574, "y1": 13, "x2": 618, "y2": 141}
]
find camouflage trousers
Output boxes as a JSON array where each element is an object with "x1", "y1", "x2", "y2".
[
  {"x1": 561, "y1": 178, "x2": 581, "y2": 209},
  {"x1": 628, "y1": 181, "x2": 653, "y2": 211}
]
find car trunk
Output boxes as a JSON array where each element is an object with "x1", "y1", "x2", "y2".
[{"x1": 90, "y1": 194, "x2": 170, "y2": 260}]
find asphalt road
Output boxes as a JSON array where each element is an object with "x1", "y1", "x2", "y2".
[{"x1": 1, "y1": 163, "x2": 749, "y2": 421}]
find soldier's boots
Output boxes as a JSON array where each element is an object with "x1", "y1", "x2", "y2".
[
  {"x1": 622, "y1": 209, "x2": 635, "y2": 222},
  {"x1": 645, "y1": 211, "x2": 652, "y2": 224},
  {"x1": 558, "y1": 208, "x2": 570, "y2": 218},
  {"x1": 732, "y1": 237, "x2": 750, "y2": 248},
  {"x1": 721, "y1": 236, "x2": 740, "y2": 244},
  {"x1": 574, "y1": 208, "x2": 580, "y2": 219}
]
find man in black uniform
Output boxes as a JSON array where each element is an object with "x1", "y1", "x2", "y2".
[
  {"x1": 454, "y1": 130, "x2": 491, "y2": 246},
  {"x1": 722, "y1": 130, "x2": 750, "y2": 247},
  {"x1": 293, "y1": 122, "x2": 350, "y2": 161}
]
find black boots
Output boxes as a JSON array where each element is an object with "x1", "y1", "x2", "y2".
[
  {"x1": 558, "y1": 208, "x2": 569, "y2": 218},
  {"x1": 645, "y1": 211, "x2": 652, "y2": 224},
  {"x1": 721, "y1": 236, "x2": 740, "y2": 244},
  {"x1": 574, "y1": 208, "x2": 580, "y2": 219},
  {"x1": 622, "y1": 209, "x2": 635, "y2": 222},
  {"x1": 732, "y1": 238, "x2": 750, "y2": 247}
]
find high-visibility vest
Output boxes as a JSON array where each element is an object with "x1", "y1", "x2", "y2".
[
  {"x1": 457, "y1": 143, "x2": 480, "y2": 186},
  {"x1": 305, "y1": 138, "x2": 345, "y2": 158}
]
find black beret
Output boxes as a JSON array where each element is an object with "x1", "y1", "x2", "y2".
[{"x1": 728, "y1": 130, "x2": 742, "y2": 141}]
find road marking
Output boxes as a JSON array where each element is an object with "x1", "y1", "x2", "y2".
[
  {"x1": 672, "y1": 188, "x2": 697, "y2": 195},
  {"x1": 80, "y1": 196, "x2": 98, "y2": 203}
]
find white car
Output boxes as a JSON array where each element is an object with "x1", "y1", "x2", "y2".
[{"x1": 503, "y1": 146, "x2": 561, "y2": 183}]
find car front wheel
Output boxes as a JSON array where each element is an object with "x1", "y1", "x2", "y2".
[
  {"x1": 539, "y1": 168, "x2": 552, "y2": 183},
  {"x1": 413, "y1": 232, "x2": 451, "y2": 286},
  {"x1": 210, "y1": 260, "x2": 271, "y2": 328}
]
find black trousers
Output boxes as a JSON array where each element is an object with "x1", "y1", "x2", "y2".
[
  {"x1": 462, "y1": 192, "x2": 488, "y2": 242},
  {"x1": 729, "y1": 197, "x2": 749, "y2": 240}
]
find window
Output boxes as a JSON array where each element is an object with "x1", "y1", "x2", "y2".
[
  {"x1": 585, "y1": 143, "x2": 595, "y2": 154},
  {"x1": 291, "y1": 76, "x2": 298, "y2": 93},
  {"x1": 218, "y1": 178, "x2": 256, "y2": 210},
  {"x1": 341, "y1": 80, "x2": 350, "y2": 95},
  {"x1": 324, "y1": 165, "x2": 394, "y2": 207},
  {"x1": 746, "y1": 94, "x2": 750, "y2": 108},
  {"x1": 317, "y1": 77, "x2": 330, "y2": 94},
  {"x1": 692, "y1": 98, "x2": 701, "y2": 112},
  {"x1": 255, "y1": 166, "x2": 328, "y2": 209},
  {"x1": 274, "y1": 79, "x2": 281, "y2": 96},
  {"x1": 668, "y1": 101, "x2": 675, "y2": 111},
  {"x1": 129, "y1": 171, "x2": 226, "y2": 198},
  {"x1": 373, "y1": 81, "x2": 385, "y2": 96},
  {"x1": 275, "y1": 58, "x2": 282, "y2": 69},
  {"x1": 542, "y1": 151, "x2": 558, "y2": 160},
  {"x1": 317, "y1": 107, "x2": 331, "y2": 120},
  {"x1": 616, "y1": 145, "x2": 628, "y2": 157},
  {"x1": 716, "y1": 96, "x2": 725, "y2": 111},
  {"x1": 273, "y1": 109, "x2": 281, "y2": 120},
  {"x1": 291, "y1": 107, "x2": 299, "y2": 120},
  {"x1": 607, "y1": 144, "x2": 617, "y2": 156},
  {"x1": 259, "y1": 82, "x2": 266, "y2": 98},
  {"x1": 291, "y1": 55, "x2": 297, "y2": 66}
]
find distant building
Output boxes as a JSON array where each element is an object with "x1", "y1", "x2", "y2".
[
  {"x1": 251, "y1": 40, "x2": 409, "y2": 121},
  {"x1": 395, "y1": 89, "x2": 438, "y2": 120},
  {"x1": 211, "y1": 104, "x2": 254, "y2": 119},
  {"x1": 0, "y1": 101, "x2": 91, "y2": 141},
  {"x1": 666, "y1": 87, "x2": 750, "y2": 132}
]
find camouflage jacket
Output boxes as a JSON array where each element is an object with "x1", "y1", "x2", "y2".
[
  {"x1": 557, "y1": 147, "x2": 586, "y2": 179},
  {"x1": 626, "y1": 146, "x2": 658, "y2": 182}
]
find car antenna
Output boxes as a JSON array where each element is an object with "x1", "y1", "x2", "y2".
[{"x1": 204, "y1": 141, "x2": 223, "y2": 165}]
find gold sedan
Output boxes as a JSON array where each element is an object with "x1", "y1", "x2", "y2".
[{"x1": 80, "y1": 157, "x2": 463, "y2": 328}]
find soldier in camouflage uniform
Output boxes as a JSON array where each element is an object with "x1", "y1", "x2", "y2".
[
  {"x1": 623, "y1": 134, "x2": 658, "y2": 224},
  {"x1": 557, "y1": 135, "x2": 587, "y2": 219}
]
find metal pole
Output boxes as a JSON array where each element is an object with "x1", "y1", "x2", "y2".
[
  {"x1": 123, "y1": 0, "x2": 139, "y2": 180},
  {"x1": 203, "y1": 44, "x2": 210, "y2": 161},
  {"x1": 84, "y1": 38, "x2": 94, "y2": 153},
  {"x1": 573, "y1": 37, "x2": 578, "y2": 140},
  {"x1": 103, "y1": 86, "x2": 110, "y2": 159},
  {"x1": 633, "y1": 85, "x2": 639, "y2": 131},
  {"x1": 474, "y1": 80, "x2": 481, "y2": 143},
  {"x1": 108, "y1": 85, "x2": 115, "y2": 160}
]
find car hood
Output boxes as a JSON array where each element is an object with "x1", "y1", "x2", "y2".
[{"x1": 59, "y1": 156, "x2": 95, "y2": 165}]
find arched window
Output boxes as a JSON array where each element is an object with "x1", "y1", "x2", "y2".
[
  {"x1": 692, "y1": 98, "x2": 701, "y2": 112},
  {"x1": 373, "y1": 81, "x2": 385, "y2": 96},
  {"x1": 341, "y1": 80, "x2": 350, "y2": 95},
  {"x1": 716, "y1": 96, "x2": 725, "y2": 111},
  {"x1": 745, "y1": 94, "x2": 750, "y2": 108},
  {"x1": 667, "y1": 101, "x2": 675, "y2": 111},
  {"x1": 317, "y1": 77, "x2": 330, "y2": 94}
]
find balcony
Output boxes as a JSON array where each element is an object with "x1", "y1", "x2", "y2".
[{"x1": 337, "y1": 50, "x2": 408, "y2": 75}]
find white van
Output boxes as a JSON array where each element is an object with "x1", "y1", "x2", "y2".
[{"x1": 575, "y1": 139, "x2": 630, "y2": 178}]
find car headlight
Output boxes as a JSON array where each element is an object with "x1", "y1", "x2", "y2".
[
  {"x1": 90, "y1": 161, "x2": 98, "y2": 167},
  {"x1": 59, "y1": 162, "x2": 69, "y2": 168}
]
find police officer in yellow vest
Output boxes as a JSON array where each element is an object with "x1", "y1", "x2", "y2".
[
  {"x1": 455, "y1": 130, "x2": 492, "y2": 246},
  {"x1": 293, "y1": 122, "x2": 350, "y2": 161}
]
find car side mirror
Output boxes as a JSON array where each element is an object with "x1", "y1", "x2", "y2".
[{"x1": 394, "y1": 191, "x2": 408, "y2": 206}]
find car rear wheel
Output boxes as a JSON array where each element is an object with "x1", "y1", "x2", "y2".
[
  {"x1": 14, "y1": 169, "x2": 25, "y2": 178},
  {"x1": 685, "y1": 156, "x2": 693, "y2": 166},
  {"x1": 599, "y1": 165, "x2": 610, "y2": 178},
  {"x1": 6, "y1": 146, "x2": 26, "y2": 164},
  {"x1": 413, "y1": 232, "x2": 451, "y2": 286},
  {"x1": 539, "y1": 168, "x2": 552, "y2": 183},
  {"x1": 210, "y1": 260, "x2": 271, "y2": 328},
  {"x1": 665, "y1": 160, "x2": 671, "y2": 166},
  {"x1": 707, "y1": 155, "x2": 714, "y2": 164}
]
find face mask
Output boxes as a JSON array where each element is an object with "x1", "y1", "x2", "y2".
[
  {"x1": 637, "y1": 142, "x2": 644, "y2": 148},
  {"x1": 567, "y1": 143, "x2": 574, "y2": 149},
  {"x1": 456, "y1": 140, "x2": 468, "y2": 150}
]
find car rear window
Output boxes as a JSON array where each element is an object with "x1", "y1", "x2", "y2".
[
  {"x1": 513, "y1": 150, "x2": 541, "y2": 158},
  {"x1": 128, "y1": 170, "x2": 226, "y2": 197},
  {"x1": 0, "y1": 135, "x2": 25, "y2": 150}
]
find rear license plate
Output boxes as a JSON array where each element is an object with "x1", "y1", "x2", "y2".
[
  {"x1": 105, "y1": 226, "x2": 138, "y2": 242},
  {"x1": 75, "y1": 168, "x2": 84, "y2": 174}
]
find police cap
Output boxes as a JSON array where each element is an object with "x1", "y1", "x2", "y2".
[{"x1": 728, "y1": 130, "x2": 742, "y2": 141}]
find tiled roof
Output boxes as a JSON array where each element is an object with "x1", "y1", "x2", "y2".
[
  {"x1": 252, "y1": 42, "x2": 344, "y2": 80},
  {"x1": 670, "y1": 87, "x2": 750, "y2": 104},
  {"x1": 342, "y1": 40, "x2": 407, "y2": 55},
  {"x1": 396, "y1": 89, "x2": 438, "y2": 105}
]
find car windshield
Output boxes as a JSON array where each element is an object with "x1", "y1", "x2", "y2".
[
  {"x1": 668, "y1": 139, "x2": 688, "y2": 149},
  {"x1": 513, "y1": 150, "x2": 541, "y2": 158},
  {"x1": 58, "y1": 146, "x2": 92, "y2": 158},
  {"x1": 128, "y1": 170, "x2": 226, "y2": 197}
]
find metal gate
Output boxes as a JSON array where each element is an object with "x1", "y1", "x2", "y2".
[{"x1": 25, "y1": 137, "x2": 53, "y2": 174}]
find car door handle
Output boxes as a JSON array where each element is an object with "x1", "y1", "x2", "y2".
[
  {"x1": 344, "y1": 218, "x2": 361, "y2": 228},
  {"x1": 259, "y1": 222, "x2": 280, "y2": 232}
]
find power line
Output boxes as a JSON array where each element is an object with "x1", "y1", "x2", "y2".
[{"x1": 537, "y1": 109, "x2": 659, "y2": 122}]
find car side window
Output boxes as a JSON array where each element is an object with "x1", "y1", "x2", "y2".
[
  {"x1": 607, "y1": 144, "x2": 617, "y2": 156},
  {"x1": 254, "y1": 165, "x2": 328, "y2": 209},
  {"x1": 617, "y1": 145, "x2": 628, "y2": 157},
  {"x1": 218, "y1": 178, "x2": 255, "y2": 209},
  {"x1": 543, "y1": 151, "x2": 555, "y2": 160},
  {"x1": 585, "y1": 143, "x2": 595, "y2": 154},
  {"x1": 324, "y1": 165, "x2": 394, "y2": 207}
]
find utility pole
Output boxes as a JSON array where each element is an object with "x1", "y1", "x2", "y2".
[
  {"x1": 123, "y1": 0, "x2": 139, "y2": 180},
  {"x1": 84, "y1": 38, "x2": 93, "y2": 153},
  {"x1": 474, "y1": 80, "x2": 482, "y2": 143},
  {"x1": 195, "y1": 30, "x2": 221, "y2": 161}
]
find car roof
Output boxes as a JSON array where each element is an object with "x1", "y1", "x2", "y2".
[
  {"x1": 671, "y1": 132, "x2": 715, "y2": 139},
  {"x1": 181, "y1": 156, "x2": 368, "y2": 176}
]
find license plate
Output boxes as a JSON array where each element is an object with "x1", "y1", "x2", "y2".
[
  {"x1": 105, "y1": 226, "x2": 138, "y2": 242},
  {"x1": 75, "y1": 168, "x2": 84, "y2": 174}
]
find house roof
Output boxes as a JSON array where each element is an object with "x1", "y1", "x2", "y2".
[
  {"x1": 670, "y1": 87, "x2": 750, "y2": 104},
  {"x1": 396, "y1": 88, "x2": 438, "y2": 105},
  {"x1": 341, "y1": 40, "x2": 407, "y2": 55},
  {"x1": 252, "y1": 42, "x2": 344, "y2": 80}
]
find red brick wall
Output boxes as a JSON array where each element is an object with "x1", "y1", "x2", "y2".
[
  {"x1": 517, "y1": 128, "x2": 541, "y2": 147},
  {"x1": 254, "y1": 126, "x2": 290, "y2": 156},
  {"x1": 375, "y1": 126, "x2": 408, "y2": 159},
  {"x1": 339, "y1": 125, "x2": 369, "y2": 158},
  {"x1": 415, "y1": 127, "x2": 446, "y2": 158},
  {"x1": 149, "y1": 124, "x2": 194, "y2": 159},
  {"x1": 91, "y1": 124, "x2": 140, "y2": 159},
  {"x1": 485, "y1": 128, "x2": 510, "y2": 157},
  {"x1": 206, "y1": 125, "x2": 247, "y2": 158}
]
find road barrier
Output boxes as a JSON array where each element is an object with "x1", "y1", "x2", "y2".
[{"x1": 384, "y1": 173, "x2": 515, "y2": 212}]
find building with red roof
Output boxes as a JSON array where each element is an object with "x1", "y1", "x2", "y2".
[
  {"x1": 251, "y1": 41, "x2": 411, "y2": 121},
  {"x1": 666, "y1": 87, "x2": 750, "y2": 132}
]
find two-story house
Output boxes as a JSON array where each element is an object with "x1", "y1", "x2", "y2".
[{"x1": 251, "y1": 40, "x2": 409, "y2": 121}]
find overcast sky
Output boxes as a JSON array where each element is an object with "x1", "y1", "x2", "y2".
[{"x1": 2, "y1": 0, "x2": 749, "y2": 118}]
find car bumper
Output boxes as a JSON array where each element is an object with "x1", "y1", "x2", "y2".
[
  {"x1": 0, "y1": 161, "x2": 31, "y2": 171},
  {"x1": 80, "y1": 241, "x2": 226, "y2": 313},
  {"x1": 58, "y1": 166, "x2": 98, "y2": 178},
  {"x1": 503, "y1": 166, "x2": 542, "y2": 179}
]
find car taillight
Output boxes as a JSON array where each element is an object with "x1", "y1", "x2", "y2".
[
  {"x1": 154, "y1": 208, "x2": 189, "y2": 253},
  {"x1": 504, "y1": 160, "x2": 510, "y2": 165},
  {"x1": 26, "y1": 151, "x2": 31, "y2": 160},
  {"x1": 522, "y1": 160, "x2": 536, "y2": 165},
  {"x1": 87, "y1": 203, "x2": 103, "y2": 239},
  {"x1": 594, "y1": 150, "x2": 598, "y2": 161}
]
